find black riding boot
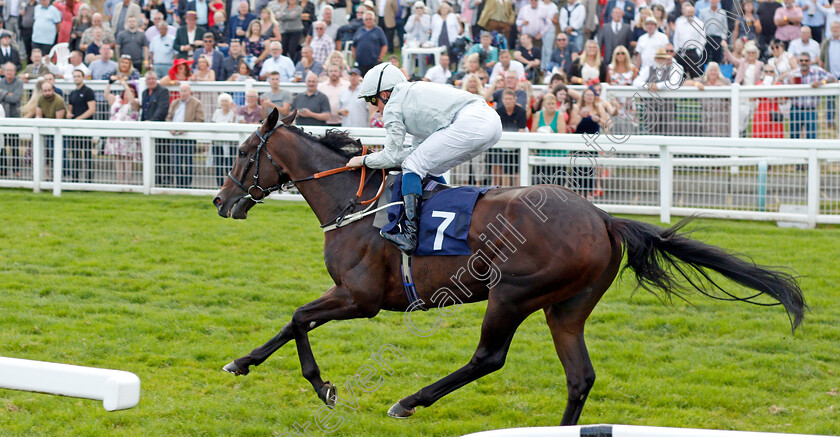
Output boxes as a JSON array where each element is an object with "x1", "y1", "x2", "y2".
[{"x1": 381, "y1": 193, "x2": 420, "y2": 254}]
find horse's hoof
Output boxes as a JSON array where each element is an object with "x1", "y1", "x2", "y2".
[
  {"x1": 387, "y1": 401, "x2": 415, "y2": 419},
  {"x1": 321, "y1": 381, "x2": 337, "y2": 407},
  {"x1": 223, "y1": 361, "x2": 249, "y2": 375}
]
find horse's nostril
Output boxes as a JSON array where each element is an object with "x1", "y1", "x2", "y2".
[{"x1": 213, "y1": 197, "x2": 222, "y2": 209}]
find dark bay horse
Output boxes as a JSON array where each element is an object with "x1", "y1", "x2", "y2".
[{"x1": 212, "y1": 109, "x2": 806, "y2": 425}]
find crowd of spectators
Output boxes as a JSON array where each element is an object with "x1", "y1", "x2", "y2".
[{"x1": 0, "y1": 0, "x2": 839, "y2": 188}]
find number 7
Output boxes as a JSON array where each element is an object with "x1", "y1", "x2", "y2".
[{"x1": 431, "y1": 211, "x2": 456, "y2": 251}]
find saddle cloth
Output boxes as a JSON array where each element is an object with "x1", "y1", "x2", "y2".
[{"x1": 376, "y1": 173, "x2": 491, "y2": 256}]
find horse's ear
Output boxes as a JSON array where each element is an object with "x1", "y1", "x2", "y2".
[
  {"x1": 281, "y1": 109, "x2": 297, "y2": 126},
  {"x1": 262, "y1": 107, "x2": 280, "y2": 133}
]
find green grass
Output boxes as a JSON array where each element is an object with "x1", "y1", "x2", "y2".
[{"x1": 0, "y1": 189, "x2": 838, "y2": 436}]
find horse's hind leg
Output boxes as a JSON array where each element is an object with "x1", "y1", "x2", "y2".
[
  {"x1": 388, "y1": 294, "x2": 529, "y2": 418},
  {"x1": 544, "y1": 304, "x2": 596, "y2": 426}
]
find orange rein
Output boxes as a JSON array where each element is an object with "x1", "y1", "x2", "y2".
[{"x1": 311, "y1": 145, "x2": 386, "y2": 206}]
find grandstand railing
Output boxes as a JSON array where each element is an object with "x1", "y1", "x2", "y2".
[
  {"x1": 1, "y1": 118, "x2": 839, "y2": 227},
  {"x1": 26, "y1": 81, "x2": 840, "y2": 140}
]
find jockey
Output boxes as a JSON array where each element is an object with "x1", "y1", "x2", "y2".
[{"x1": 346, "y1": 62, "x2": 503, "y2": 255}]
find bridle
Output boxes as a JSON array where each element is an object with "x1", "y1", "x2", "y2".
[{"x1": 227, "y1": 124, "x2": 387, "y2": 227}]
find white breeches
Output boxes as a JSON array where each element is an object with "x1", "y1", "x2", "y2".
[{"x1": 402, "y1": 102, "x2": 503, "y2": 177}]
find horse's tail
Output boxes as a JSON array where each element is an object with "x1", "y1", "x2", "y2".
[{"x1": 605, "y1": 215, "x2": 806, "y2": 331}]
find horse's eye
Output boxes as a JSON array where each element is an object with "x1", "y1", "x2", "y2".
[{"x1": 238, "y1": 150, "x2": 247, "y2": 158}]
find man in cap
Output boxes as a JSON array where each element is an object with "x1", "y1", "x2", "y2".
[
  {"x1": 0, "y1": 31, "x2": 21, "y2": 71},
  {"x1": 345, "y1": 62, "x2": 503, "y2": 254},
  {"x1": 634, "y1": 15, "x2": 668, "y2": 71},
  {"x1": 337, "y1": 67, "x2": 369, "y2": 127},
  {"x1": 175, "y1": 10, "x2": 207, "y2": 59}
]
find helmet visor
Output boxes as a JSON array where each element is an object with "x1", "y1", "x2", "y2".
[{"x1": 363, "y1": 95, "x2": 378, "y2": 105}]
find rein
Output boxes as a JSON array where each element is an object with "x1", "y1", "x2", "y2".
[{"x1": 227, "y1": 125, "x2": 387, "y2": 228}]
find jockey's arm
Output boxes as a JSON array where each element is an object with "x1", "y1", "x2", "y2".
[{"x1": 362, "y1": 118, "x2": 413, "y2": 169}]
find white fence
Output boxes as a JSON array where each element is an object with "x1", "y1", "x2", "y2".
[
  {"x1": 27, "y1": 81, "x2": 840, "y2": 139},
  {"x1": 1, "y1": 118, "x2": 839, "y2": 227},
  {"x1": 461, "y1": 424, "x2": 826, "y2": 437}
]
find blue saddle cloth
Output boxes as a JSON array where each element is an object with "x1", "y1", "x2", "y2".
[{"x1": 382, "y1": 174, "x2": 491, "y2": 256}]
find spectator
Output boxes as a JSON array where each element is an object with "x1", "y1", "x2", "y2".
[
  {"x1": 633, "y1": 47, "x2": 682, "y2": 134},
  {"x1": 724, "y1": 40, "x2": 764, "y2": 85},
  {"x1": 165, "y1": 83, "x2": 205, "y2": 187},
  {"x1": 785, "y1": 52, "x2": 837, "y2": 138},
  {"x1": 260, "y1": 40, "x2": 296, "y2": 80},
  {"x1": 450, "y1": 52, "x2": 489, "y2": 86},
  {"x1": 488, "y1": 70, "x2": 528, "y2": 111},
  {"x1": 461, "y1": 72, "x2": 486, "y2": 96},
  {"x1": 465, "y1": 30, "x2": 499, "y2": 72},
  {"x1": 0, "y1": 31, "x2": 21, "y2": 71},
  {"x1": 36, "y1": 80, "x2": 66, "y2": 172},
  {"x1": 650, "y1": 4, "x2": 669, "y2": 40},
  {"x1": 336, "y1": 4, "x2": 367, "y2": 50},
  {"x1": 0, "y1": 63, "x2": 23, "y2": 176},
  {"x1": 20, "y1": 48, "x2": 50, "y2": 82},
  {"x1": 404, "y1": 1, "x2": 431, "y2": 47},
  {"x1": 353, "y1": 11, "x2": 388, "y2": 74},
  {"x1": 20, "y1": 0, "x2": 38, "y2": 60},
  {"x1": 789, "y1": 26, "x2": 822, "y2": 60},
  {"x1": 258, "y1": 6, "x2": 282, "y2": 41},
  {"x1": 488, "y1": 50, "x2": 525, "y2": 84},
  {"x1": 607, "y1": 45, "x2": 637, "y2": 85},
  {"x1": 424, "y1": 52, "x2": 452, "y2": 83},
  {"x1": 598, "y1": 7, "x2": 632, "y2": 65},
  {"x1": 160, "y1": 57, "x2": 193, "y2": 85},
  {"x1": 294, "y1": 45, "x2": 325, "y2": 80},
  {"x1": 237, "y1": 88, "x2": 263, "y2": 123},
  {"x1": 142, "y1": 0, "x2": 169, "y2": 26},
  {"x1": 89, "y1": 45, "x2": 118, "y2": 80},
  {"x1": 493, "y1": 88, "x2": 526, "y2": 186},
  {"x1": 291, "y1": 71, "x2": 331, "y2": 125},
  {"x1": 325, "y1": 49, "x2": 351, "y2": 75},
  {"x1": 477, "y1": 0, "x2": 515, "y2": 44},
  {"x1": 546, "y1": 32, "x2": 576, "y2": 74},
  {"x1": 757, "y1": 0, "x2": 782, "y2": 53},
  {"x1": 116, "y1": 16, "x2": 148, "y2": 71},
  {"x1": 300, "y1": 0, "x2": 317, "y2": 45},
  {"x1": 672, "y1": 3, "x2": 705, "y2": 79},
  {"x1": 775, "y1": 0, "x2": 804, "y2": 43},
  {"x1": 277, "y1": 0, "x2": 305, "y2": 61},
  {"x1": 222, "y1": 39, "x2": 245, "y2": 79},
  {"x1": 317, "y1": 63, "x2": 349, "y2": 126},
  {"x1": 514, "y1": 33, "x2": 542, "y2": 81},
  {"x1": 317, "y1": 5, "x2": 338, "y2": 41},
  {"x1": 559, "y1": 0, "x2": 586, "y2": 52},
  {"x1": 146, "y1": 11, "x2": 177, "y2": 44},
  {"x1": 375, "y1": 0, "x2": 398, "y2": 54},
  {"x1": 767, "y1": 38, "x2": 798, "y2": 79},
  {"x1": 175, "y1": 11, "x2": 207, "y2": 59},
  {"x1": 112, "y1": 54, "x2": 139, "y2": 81},
  {"x1": 183, "y1": 0, "x2": 212, "y2": 27},
  {"x1": 634, "y1": 16, "x2": 668, "y2": 71},
  {"x1": 229, "y1": 1, "x2": 257, "y2": 42},
  {"x1": 569, "y1": 87, "x2": 607, "y2": 198},
  {"x1": 69, "y1": 4, "x2": 93, "y2": 52},
  {"x1": 684, "y1": 62, "x2": 732, "y2": 137},
  {"x1": 54, "y1": 50, "x2": 90, "y2": 78},
  {"x1": 821, "y1": 20, "x2": 840, "y2": 79},
  {"x1": 245, "y1": 20, "x2": 271, "y2": 76},
  {"x1": 193, "y1": 31, "x2": 224, "y2": 78},
  {"x1": 150, "y1": 20, "x2": 177, "y2": 78},
  {"x1": 209, "y1": 11, "x2": 229, "y2": 51},
  {"x1": 211, "y1": 93, "x2": 237, "y2": 186},
  {"x1": 42, "y1": 72, "x2": 63, "y2": 97},
  {"x1": 21, "y1": 77, "x2": 45, "y2": 118},
  {"x1": 815, "y1": 0, "x2": 840, "y2": 37},
  {"x1": 430, "y1": 2, "x2": 461, "y2": 58},
  {"x1": 80, "y1": 13, "x2": 116, "y2": 52},
  {"x1": 531, "y1": 92, "x2": 564, "y2": 133},
  {"x1": 569, "y1": 40, "x2": 608, "y2": 84},
  {"x1": 110, "y1": 0, "x2": 143, "y2": 32},
  {"x1": 540, "y1": 0, "x2": 560, "y2": 68},
  {"x1": 141, "y1": 71, "x2": 170, "y2": 121},
  {"x1": 631, "y1": 7, "x2": 652, "y2": 49},
  {"x1": 516, "y1": 0, "x2": 553, "y2": 47},
  {"x1": 338, "y1": 67, "x2": 369, "y2": 127},
  {"x1": 799, "y1": 0, "x2": 829, "y2": 42},
  {"x1": 734, "y1": 0, "x2": 762, "y2": 42},
  {"x1": 104, "y1": 79, "x2": 141, "y2": 184},
  {"x1": 309, "y1": 20, "x2": 335, "y2": 65},
  {"x1": 261, "y1": 70, "x2": 293, "y2": 115},
  {"x1": 32, "y1": 0, "x2": 62, "y2": 54},
  {"x1": 84, "y1": 27, "x2": 106, "y2": 64},
  {"x1": 387, "y1": 54, "x2": 410, "y2": 78},
  {"x1": 193, "y1": 54, "x2": 216, "y2": 80},
  {"x1": 605, "y1": 0, "x2": 636, "y2": 25},
  {"x1": 752, "y1": 65, "x2": 785, "y2": 138}
]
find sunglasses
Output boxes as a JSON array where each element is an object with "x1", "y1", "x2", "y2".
[
  {"x1": 363, "y1": 95, "x2": 379, "y2": 105},
  {"x1": 666, "y1": 49, "x2": 675, "y2": 53}
]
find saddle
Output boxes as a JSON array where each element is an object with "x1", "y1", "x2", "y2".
[{"x1": 372, "y1": 173, "x2": 452, "y2": 229}]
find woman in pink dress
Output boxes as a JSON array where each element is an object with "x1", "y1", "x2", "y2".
[
  {"x1": 104, "y1": 80, "x2": 142, "y2": 185},
  {"x1": 54, "y1": 0, "x2": 81, "y2": 44}
]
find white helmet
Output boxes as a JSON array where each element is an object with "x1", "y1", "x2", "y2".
[{"x1": 358, "y1": 62, "x2": 407, "y2": 102}]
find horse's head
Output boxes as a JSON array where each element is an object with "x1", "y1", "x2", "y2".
[{"x1": 213, "y1": 108, "x2": 297, "y2": 219}]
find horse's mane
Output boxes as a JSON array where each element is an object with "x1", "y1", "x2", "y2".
[{"x1": 282, "y1": 125, "x2": 363, "y2": 159}]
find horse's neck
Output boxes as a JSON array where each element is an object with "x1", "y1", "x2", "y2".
[{"x1": 287, "y1": 141, "x2": 361, "y2": 226}]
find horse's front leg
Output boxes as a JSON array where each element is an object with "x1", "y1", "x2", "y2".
[
  {"x1": 223, "y1": 321, "x2": 296, "y2": 376},
  {"x1": 289, "y1": 285, "x2": 370, "y2": 406}
]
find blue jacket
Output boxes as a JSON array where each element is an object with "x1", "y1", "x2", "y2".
[{"x1": 194, "y1": 48, "x2": 225, "y2": 79}]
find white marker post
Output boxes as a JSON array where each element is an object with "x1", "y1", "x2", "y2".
[{"x1": 0, "y1": 357, "x2": 141, "y2": 411}]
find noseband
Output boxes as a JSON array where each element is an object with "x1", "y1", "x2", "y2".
[{"x1": 227, "y1": 124, "x2": 287, "y2": 203}]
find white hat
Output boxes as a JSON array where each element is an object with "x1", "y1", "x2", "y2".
[{"x1": 358, "y1": 62, "x2": 407, "y2": 100}]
